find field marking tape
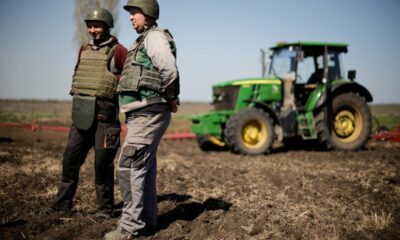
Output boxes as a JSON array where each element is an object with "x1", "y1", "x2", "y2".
[{"x1": 0, "y1": 122, "x2": 196, "y2": 140}]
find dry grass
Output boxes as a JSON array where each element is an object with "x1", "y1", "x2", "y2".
[{"x1": 358, "y1": 212, "x2": 393, "y2": 231}]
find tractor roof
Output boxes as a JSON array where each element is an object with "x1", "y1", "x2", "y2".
[{"x1": 270, "y1": 41, "x2": 348, "y2": 53}]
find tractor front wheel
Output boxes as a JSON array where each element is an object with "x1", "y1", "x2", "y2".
[{"x1": 224, "y1": 108, "x2": 274, "y2": 155}]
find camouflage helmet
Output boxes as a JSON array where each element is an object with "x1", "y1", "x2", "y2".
[
  {"x1": 123, "y1": 0, "x2": 159, "y2": 20},
  {"x1": 85, "y1": 8, "x2": 114, "y2": 28}
]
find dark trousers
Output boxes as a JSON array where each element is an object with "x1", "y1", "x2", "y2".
[{"x1": 52, "y1": 120, "x2": 119, "y2": 214}]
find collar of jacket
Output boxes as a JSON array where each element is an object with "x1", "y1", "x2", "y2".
[
  {"x1": 89, "y1": 36, "x2": 117, "y2": 50},
  {"x1": 136, "y1": 24, "x2": 158, "y2": 43}
]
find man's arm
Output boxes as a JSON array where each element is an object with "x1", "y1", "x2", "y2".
[
  {"x1": 145, "y1": 31, "x2": 179, "y2": 100},
  {"x1": 113, "y1": 44, "x2": 128, "y2": 80}
]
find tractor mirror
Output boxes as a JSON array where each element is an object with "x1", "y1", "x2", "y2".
[{"x1": 348, "y1": 70, "x2": 356, "y2": 81}]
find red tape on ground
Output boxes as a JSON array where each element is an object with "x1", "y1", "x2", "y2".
[{"x1": 0, "y1": 122, "x2": 195, "y2": 140}]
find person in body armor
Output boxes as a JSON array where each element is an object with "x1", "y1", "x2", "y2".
[
  {"x1": 45, "y1": 8, "x2": 127, "y2": 220},
  {"x1": 104, "y1": 0, "x2": 180, "y2": 239}
]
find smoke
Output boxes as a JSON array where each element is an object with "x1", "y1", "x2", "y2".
[{"x1": 73, "y1": 0, "x2": 120, "y2": 47}]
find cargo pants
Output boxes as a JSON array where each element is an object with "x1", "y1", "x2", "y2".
[
  {"x1": 51, "y1": 120, "x2": 120, "y2": 214},
  {"x1": 118, "y1": 111, "x2": 171, "y2": 233}
]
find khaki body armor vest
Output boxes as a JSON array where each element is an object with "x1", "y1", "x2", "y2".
[
  {"x1": 71, "y1": 45, "x2": 117, "y2": 100},
  {"x1": 117, "y1": 28, "x2": 176, "y2": 94}
]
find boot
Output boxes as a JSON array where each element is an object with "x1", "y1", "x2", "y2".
[{"x1": 103, "y1": 227, "x2": 139, "y2": 240}]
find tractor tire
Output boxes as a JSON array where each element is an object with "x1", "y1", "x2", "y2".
[
  {"x1": 315, "y1": 92, "x2": 372, "y2": 150},
  {"x1": 224, "y1": 108, "x2": 274, "y2": 155}
]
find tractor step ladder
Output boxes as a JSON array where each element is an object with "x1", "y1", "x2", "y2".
[{"x1": 297, "y1": 112, "x2": 317, "y2": 139}]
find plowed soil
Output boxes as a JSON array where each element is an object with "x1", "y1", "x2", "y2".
[{"x1": 0, "y1": 102, "x2": 400, "y2": 240}]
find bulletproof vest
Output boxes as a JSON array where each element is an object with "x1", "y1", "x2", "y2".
[
  {"x1": 117, "y1": 27, "x2": 176, "y2": 93},
  {"x1": 71, "y1": 44, "x2": 117, "y2": 100}
]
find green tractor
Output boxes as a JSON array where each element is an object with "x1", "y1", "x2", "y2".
[{"x1": 191, "y1": 41, "x2": 373, "y2": 155}]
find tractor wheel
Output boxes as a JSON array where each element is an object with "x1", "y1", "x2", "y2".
[
  {"x1": 224, "y1": 108, "x2": 274, "y2": 155},
  {"x1": 315, "y1": 92, "x2": 372, "y2": 150}
]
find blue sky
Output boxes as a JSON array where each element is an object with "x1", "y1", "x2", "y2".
[{"x1": 0, "y1": 0, "x2": 399, "y2": 103}]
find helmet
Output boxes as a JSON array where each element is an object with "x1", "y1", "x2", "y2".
[
  {"x1": 85, "y1": 8, "x2": 114, "y2": 28},
  {"x1": 123, "y1": 0, "x2": 159, "y2": 20}
]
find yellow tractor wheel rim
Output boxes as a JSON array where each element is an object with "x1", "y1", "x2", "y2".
[
  {"x1": 333, "y1": 109, "x2": 363, "y2": 142},
  {"x1": 241, "y1": 120, "x2": 267, "y2": 149}
]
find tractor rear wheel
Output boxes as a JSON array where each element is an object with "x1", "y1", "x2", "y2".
[
  {"x1": 316, "y1": 92, "x2": 372, "y2": 150},
  {"x1": 224, "y1": 108, "x2": 274, "y2": 155}
]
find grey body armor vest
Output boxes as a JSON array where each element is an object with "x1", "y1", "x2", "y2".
[
  {"x1": 117, "y1": 28, "x2": 175, "y2": 93},
  {"x1": 71, "y1": 45, "x2": 117, "y2": 100}
]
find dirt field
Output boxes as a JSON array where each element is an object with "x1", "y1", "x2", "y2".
[{"x1": 1, "y1": 101, "x2": 400, "y2": 240}]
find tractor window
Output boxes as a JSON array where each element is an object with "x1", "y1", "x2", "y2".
[
  {"x1": 315, "y1": 53, "x2": 344, "y2": 81},
  {"x1": 269, "y1": 48, "x2": 297, "y2": 78},
  {"x1": 296, "y1": 56, "x2": 315, "y2": 84}
]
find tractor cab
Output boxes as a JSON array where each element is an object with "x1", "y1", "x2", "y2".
[{"x1": 269, "y1": 42, "x2": 351, "y2": 109}]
